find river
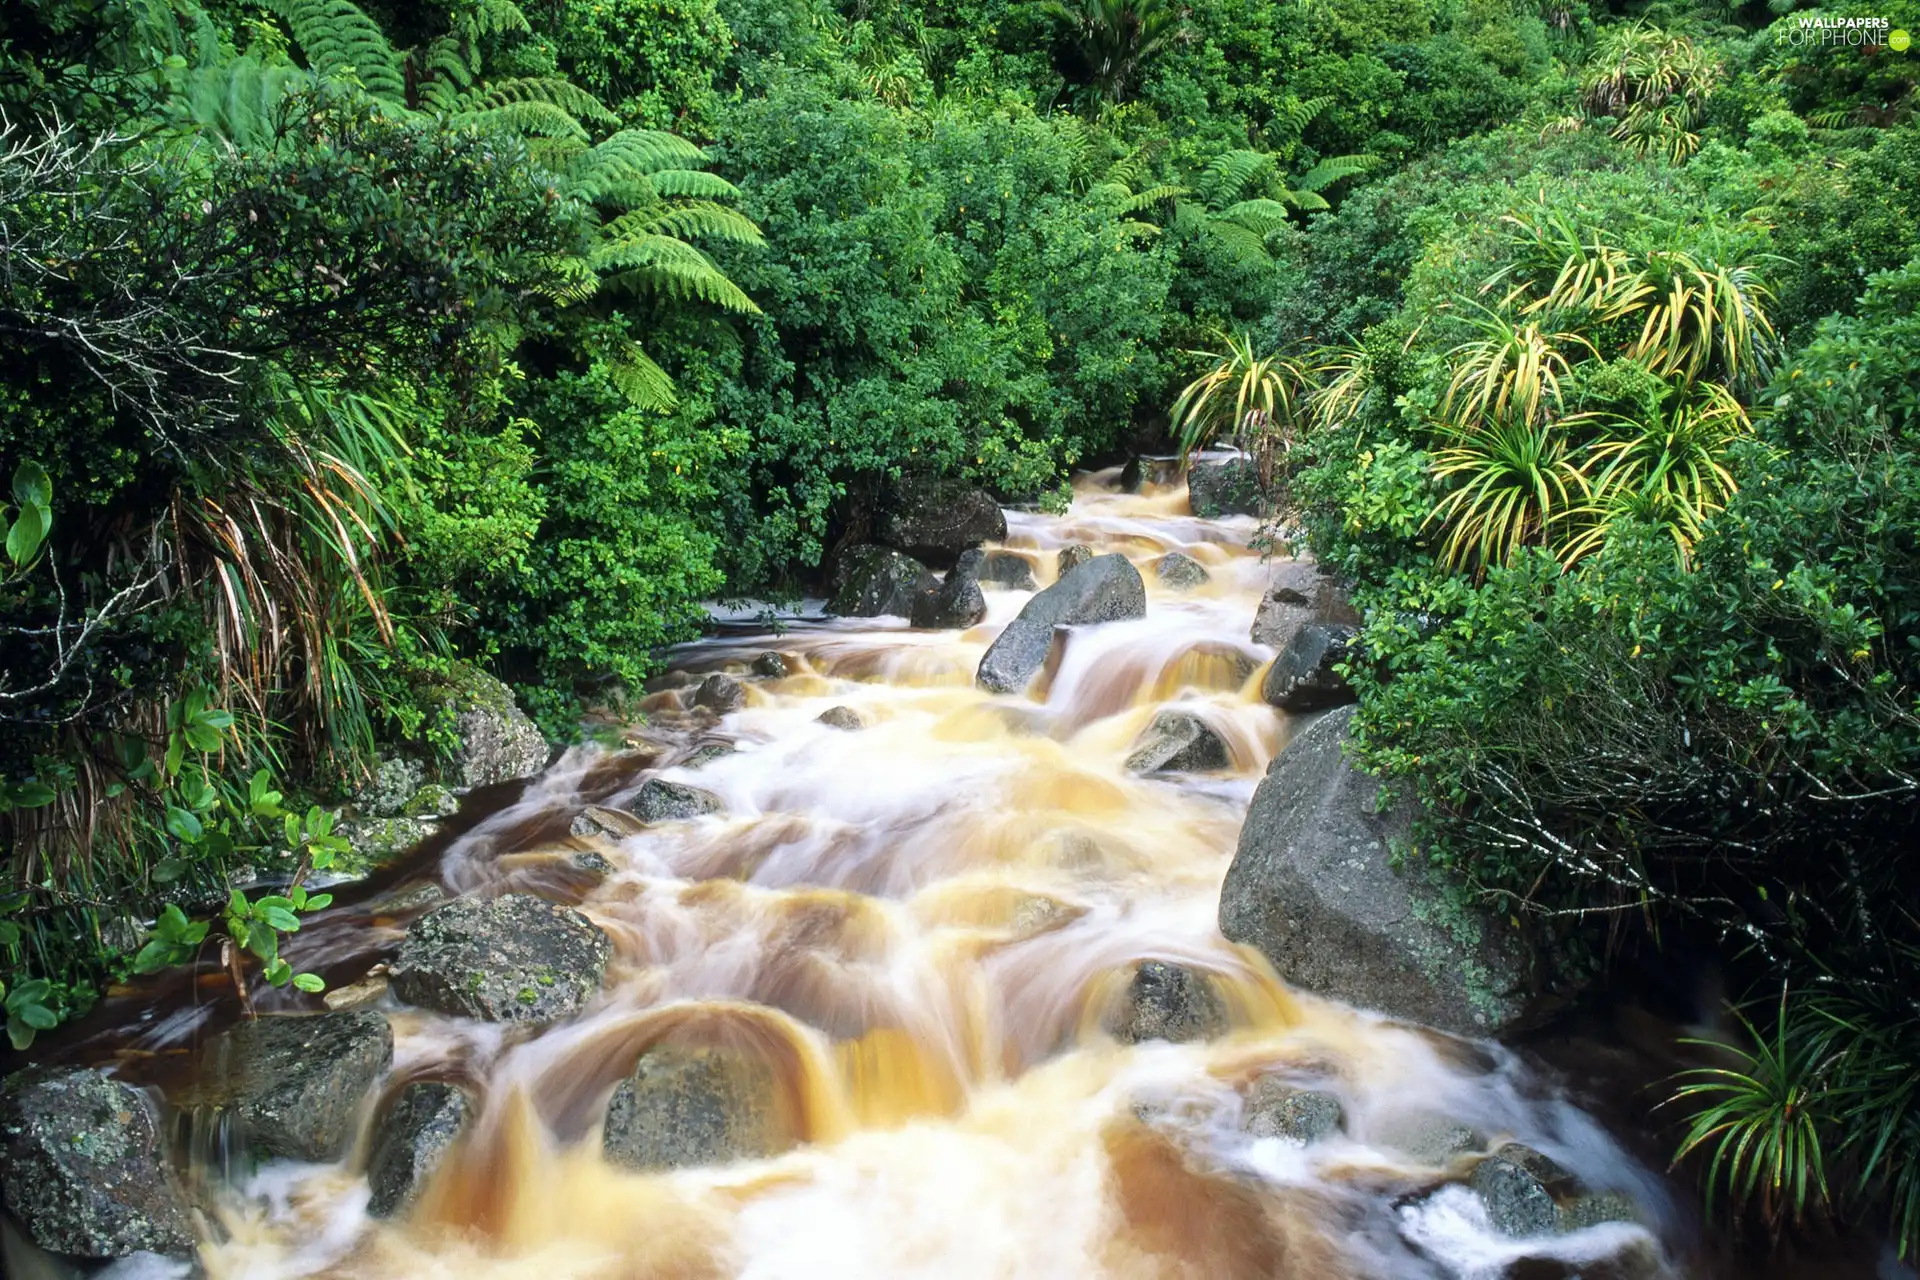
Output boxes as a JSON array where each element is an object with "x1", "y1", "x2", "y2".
[{"x1": 47, "y1": 470, "x2": 1700, "y2": 1279}]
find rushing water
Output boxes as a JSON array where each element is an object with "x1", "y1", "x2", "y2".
[{"x1": 67, "y1": 471, "x2": 1695, "y2": 1280}]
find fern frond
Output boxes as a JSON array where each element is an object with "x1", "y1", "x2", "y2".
[
  {"x1": 645, "y1": 168, "x2": 743, "y2": 200},
  {"x1": 519, "y1": 252, "x2": 601, "y2": 305},
  {"x1": 453, "y1": 100, "x2": 590, "y2": 140},
  {"x1": 1284, "y1": 189, "x2": 1331, "y2": 212},
  {"x1": 1271, "y1": 95, "x2": 1331, "y2": 141},
  {"x1": 1293, "y1": 153, "x2": 1379, "y2": 194},
  {"x1": 1198, "y1": 149, "x2": 1274, "y2": 206},
  {"x1": 604, "y1": 340, "x2": 678, "y2": 410},
  {"x1": 593, "y1": 234, "x2": 759, "y2": 312},
  {"x1": 458, "y1": 76, "x2": 616, "y2": 126},
  {"x1": 606, "y1": 201, "x2": 764, "y2": 246},
  {"x1": 1119, "y1": 183, "x2": 1185, "y2": 215},
  {"x1": 1205, "y1": 218, "x2": 1273, "y2": 263},
  {"x1": 185, "y1": 56, "x2": 311, "y2": 148},
  {"x1": 565, "y1": 131, "x2": 709, "y2": 200},
  {"x1": 460, "y1": 0, "x2": 532, "y2": 40},
  {"x1": 279, "y1": 0, "x2": 406, "y2": 104},
  {"x1": 1217, "y1": 198, "x2": 1292, "y2": 235}
]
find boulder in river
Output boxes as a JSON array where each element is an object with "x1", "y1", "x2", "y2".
[
  {"x1": 1124, "y1": 709, "x2": 1230, "y2": 775},
  {"x1": 1057, "y1": 544, "x2": 1094, "y2": 575},
  {"x1": 1261, "y1": 621, "x2": 1358, "y2": 711},
  {"x1": 1186, "y1": 457, "x2": 1265, "y2": 518},
  {"x1": 829, "y1": 545, "x2": 938, "y2": 618},
  {"x1": 1250, "y1": 560, "x2": 1360, "y2": 651},
  {"x1": 1470, "y1": 1143, "x2": 1639, "y2": 1236},
  {"x1": 630, "y1": 777, "x2": 725, "y2": 822},
  {"x1": 752, "y1": 652, "x2": 789, "y2": 678},
  {"x1": 426, "y1": 663, "x2": 550, "y2": 790},
  {"x1": 692, "y1": 672, "x2": 747, "y2": 714},
  {"x1": 878, "y1": 477, "x2": 1007, "y2": 566},
  {"x1": 603, "y1": 1042, "x2": 799, "y2": 1171},
  {"x1": 1242, "y1": 1078, "x2": 1344, "y2": 1144},
  {"x1": 367, "y1": 1082, "x2": 470, "y2": 1218},
  {"x1": 389, "y1": 894, "x2": 610, "y2": 1023},
  {"x1": 911, "y1": 549, "x2": 989, "y2": 630},
  {"x1": 0, "y1": 1067, "x2": 194, "y2": 1259},
  {"x1": 200, "y1": 1010, "x2": 395, "y2": 1162},
  {"x1": 816, "y1": 705, "x2": 865, "y2": 730},
  {"x1": 1219, "y1": 705, "x2": 1532, "y2": 1035},
  {"x1": 1154, "y1": 551, "x2": 1211, "y2": 590},
  {"x1": 1103, "y1": 960, "x2": 1228, "y2": 1045},
  {"x1": 979, "y1": 550, "x2": 1038, "y2": 590},
  {"x1": 976, "y1": 553, "x2": 1146, "y2": 694}
]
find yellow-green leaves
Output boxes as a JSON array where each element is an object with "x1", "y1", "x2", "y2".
[{"x1": 5, "y1": 461, "x2": 51, "y2": 570}]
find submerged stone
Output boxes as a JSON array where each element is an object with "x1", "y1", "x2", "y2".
[
  {"x1": 692, "y1": 673, "x2": 746, "y2": 714},
  {"x1": 0, "y1": 1067, "x2": 194, "y2": 1259},
  {"x1": 1470, "y1": 1143, "x2": 1639, "y2": 1237},
  {"x1": 1242, "y1": 1078, "x2": 1344, "y2": 1144},
  {"x1": 602, "y1": 1042, "x2": 798, "y2": 1171},
  {"x1": 816, "y1": 705, "x2": 865, "y2": 730},
  {"x1": 751, "y1": 652, "x2": 789, "y2": 678},
  {"x1": 389, "y1": 894, "x2": 610, "y2": 1023},
  {"x1": 1103, "y1": 960, "x2": 1228, "y2": 1045},
  {"x1": 367, "y1": 1082, "x2": 470, "y2": 1218}
]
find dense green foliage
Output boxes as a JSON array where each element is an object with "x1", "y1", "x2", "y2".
[{"x1": 3, "y1": 0, "x2": 1919, "y2": 1260}]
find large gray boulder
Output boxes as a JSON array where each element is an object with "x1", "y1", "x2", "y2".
[
  {"x1": 0, "y1": 1067, "x2": 194, "y2": 1258},
  {"x1": 429, "y1": 665, "x2": 549, "y2": 789},
  {"x1": 603, "y1": 1042, "x2": 799, "y2": 1171},
  {"x1": 911, "y1": 549, "x2": 989, "y2": 629},
  {"x1": 976, "y1": 554, "x2": 1146, "y2": 694},
  {"x1": 1102, "y1": 961, "x2": 1228, "y2": 1045},
  {"x1": 829, "y1": 545, "x2": 937, "y2": 617},
  {"x1": 1218, "y1": 706, "x2": 1531, "y2": 1035},
  {"x1": 1261, "y1": 621, "x2": 1358, "y2": 711},
  {"x1": 878, "y1": 477, "x2": 1007, "y2": 566},
  {"x1": 197, "y1": 1010, "x2": 394, "y2": 1163},
  {"x1": 389, "y1": 894, "x2": 610, "y2": 1023},
  {"x1": 366, "y1": 1082, "x2": 470, "y2": 1218},
  {"x1": 1154, "y1": 551, "x2": 1211, "y2": 590},
  {"x1": 1251, "y1": 560, "x2": 1361, "y2": 650},
  {"x1": 1187, "y1": 458, "x2": 1265, "y2": 518},
  {"x1": 1124, "y1": 709, "x2": 1230, "y2": 775}
]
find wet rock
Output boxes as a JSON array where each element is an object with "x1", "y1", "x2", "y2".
[
  {"x1": 976, "y1": 553, "x2": 1147, "y2": 695},
  {"x1": 1119, "y1": 456, "x2": 1144, "y2": 494},
  {"x1": 389, "y1": 894, "x2": 610, "y2": 1023},
  {"x1": 1057, "y1": 544, "x2": 1094, "y2": 575},
  {"x1": 829, "y1": 545, "x2": 938, "y2": 618},
  {"x1": 602, "y1": 1042, "x2": 798, "y2": 1171},
  {"x1": 1124, "y1": 709, "x2": 1231, "y2": 775},
  {"x1": 751, "y1": 652, "x2": 789, "y2": 679},
  {"x1": 323, "y1": 972, "x2": 390, "y2": 1011},
  {"x1": 1376, "y1": 1110, "x2": 1483, "y2": 1166},
  {"x1": 378, "y1": 881, "x2": 448, "y2": 914},
  {"x1": 343, "y1": 815, "x2": 438, "y2": 864},
  {"x1": 571, "y1": 849, "x2": 615, "y2": 876},
  {"x1": 1187, "y1": 457, "x2": 1265, "y2": 518},
  {"x1": 692, "y1": 673, "x2": 746, "y2": 714},
  {"x1": 979, "y1": 550, "x2": 1038, "y2": 590},
  {"x1": 1219, "y1": 706, "x2": 1532, "y2": 1036},
  {"x1": 911, "y1": 549, "x2": 989, "y2": 629},
  {"x1": 1155, "y1": 551, "x2": 1211, "y2": 590},
  {"x1": 878, "y1": 477, "x2": 1007, "y2": 566},
  {"x1": 1471, "y1": 1143, "x2": 1638, "y2": 1237},
  {"x1": 357, "y1": 757, "x2": 425, "y2": 818},
  {"x1": 1242, "y1": 1078, "x2": 1344, "y2": 1144},
  {"x1": 202, "y1": 1010, "x2": 394, "y2": 1162},
  {"x1": 684, "y1": 742, "x2": 737, "y2": 769},
  {"x1": 366, "y1": 1082, "x2": 470, "y2": 1218},
  {"x1": 430, "y1": 664, "x2": 550, "y2": 789},
  {"x1": 816, "y1": 705, "x2": 865, "y2": 730},
  {"x1": 404, "y1": 783, "x2": 460, "y2": 819},
  {"x1": 629, "y1": 778, "x2": 725, "y2": 823},
  {"x1": 1261, "y1": 622, "x2": 1358, "y2": 711},
  {"x1": 1103, "y1": 960, "x2": 1229, "y2": 1045},
  {"x1": 570, "y1": 805, "x2": 647, "y2": 839},
  {"x1": 1250, "y1": 560, "x2": 1360, "y2": 651},
  {"x1": 0, "y1": 1067, "x2": 194, "y2": 1259}
]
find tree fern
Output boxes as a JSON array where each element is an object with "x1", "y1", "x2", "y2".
[
  {"x1": 456, "y1": 77, "x2": 619, "y2": 128},
  {"x1": 591, "y1": 235, "x2": 760, "y2": 313},
  {"x1": 603, "y1": 340, "x2": 679, "y2": 411},
  {"x1": 1294, "y1": 154, "x2": 1379, "y2": 194},
  {"x1": 182, "y1": 55, "x2": 311, "y2": 149},
  {"x1": 272, "y1": 0, "x2": 406, "y2": 105},
  {"x1": 607, "y1": 201, "x2": 765, "y2": 246},
  {"x1": 645, "y1": 169, "x2": 745, "y2": 201}
]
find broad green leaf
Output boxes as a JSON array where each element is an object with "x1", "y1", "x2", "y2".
[
  {"x1": 0, "y1": 922, "x2": 18, "y2": 946},
  {"x1": 6, "y1": 502, "x2": 48, "y2": 566},
  {"x1": 303, "y1": 893, "x2": 333, "y2": 912},
  {"x1": 227, "y1": 889, "x2": 249, "y2": 919},
  {"x1": 18, "y1": 1003, "x2": 57, "y2": 1031},
  {"x1": 7, "y1": 979, "x2": 50, "y2": 1007},
  {"x1": 291, "y1": 972, "x2": 325, "y2": 993},
  {"x1": 151, "y1": 858, "x2": 188, "y2": 884},
  {"x1": 164, "y1": 806, "x2": 203, "y2": 843},
  {"x1": 7, "y1": 1014, "x2": 34, "y2": 1051},
  {"x1": 11, "y1": 461, "x2": 50, "y2": 508}
]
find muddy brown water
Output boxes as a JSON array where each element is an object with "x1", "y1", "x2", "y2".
[{"x1": 8, "y1": 470, "x2": 1902, "y2": 1280}]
